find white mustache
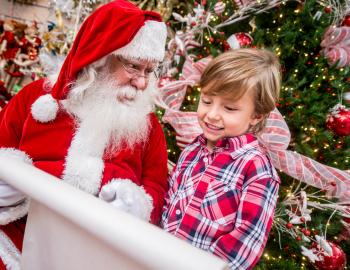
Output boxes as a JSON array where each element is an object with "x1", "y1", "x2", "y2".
[{"x1": 116, "y1": 86, "x2": 140, "y2": 102}]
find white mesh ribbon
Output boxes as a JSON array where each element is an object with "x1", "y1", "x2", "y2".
[
  {"x1": 258, "y1": 109, "x2": 350, "y2": 202},
  {"x1": 321, "y1": 26, "x2": 350, "y2": 68},
  {"x1": 156, "y1": 56, "x2": 212, "y2": 148}
]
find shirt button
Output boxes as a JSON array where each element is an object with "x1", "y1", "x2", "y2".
[
  {"x1": 203, "y1": 157, "x2": 208, "y2": 162},
  {"x1": 175, "y1": 209, "x2": 182, "y2": 216}
]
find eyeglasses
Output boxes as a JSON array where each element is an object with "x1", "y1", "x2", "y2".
[{"x1": 117, "y1": 56, "x2": 160, "y2": 79}]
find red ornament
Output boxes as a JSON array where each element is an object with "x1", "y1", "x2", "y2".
[
  {"x1": 341, "y1": 15, "x2": 350, "y2": 27},
  {"x1": 286, "y1": 222, "x2": 293, "y2": 229},
  {"x1": 226, "y1": 32, "x2": 253, "y2": 49},
  {"x1": 312, "y1": 242, "x2": 346, "y2": 270},
  {"x1": 324, "y1": 6, "x2": 332, "y2": 13},
  {"x1": 222, "y1": 40, "x2": 231, "y2": 51},
  {"x1": 303, "y1": 229, "x2": 311, "y2": 236},
  {"x1": 326, "y1": 105, "x2": 350, "y2": 136}
]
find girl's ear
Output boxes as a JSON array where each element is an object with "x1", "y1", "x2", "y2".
[{"x1": 250, "y1": 113, "x2": 264, "y2": 126}]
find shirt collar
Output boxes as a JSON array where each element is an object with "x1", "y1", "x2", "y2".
[{"x1": 197, "y1": 133, "x2": 259, "y2": 156}]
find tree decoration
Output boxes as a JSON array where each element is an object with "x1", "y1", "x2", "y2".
[
  {"x1": 0, "y1": 19, "x2": 43, "y2": 93},
  {"x1": 311, "y1": 241, "x2": 346, "y2": 270},
  {"x1": 326, "y1": 104, "x2": 350, "y2": 136},
  {"x1": 318, "y1": 0, "x2": 350, "y2": 26},
  {"x1": 227, "y1": 32, "x2": 253, "y2": 49},
  {"x1": 341, "y1": 15, "x2": 350, "y2": 26},
  {"x1": 324, "y1": 6, "x2": 332, "y2": 13},
  {"x1": 321, "y1": 26, "x2": 350, "y2": 68},
  {"x1": 214, "y1": 1, "x2": 226, "y2": 15},
  {"x1": 51, "y1": 0, "x2": 102, "y2": 22}
]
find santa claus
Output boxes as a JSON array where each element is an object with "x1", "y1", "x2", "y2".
[{"x1": 0, "y1": 0, "x2": 168, "y2": 268}]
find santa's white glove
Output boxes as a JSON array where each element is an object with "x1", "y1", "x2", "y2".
[
  {"x1": 98, "y1": 179, "x2": 153, "y2": 222},
  {"x1": 0, "y1": 180, "x2": 25, "y2": 207}
]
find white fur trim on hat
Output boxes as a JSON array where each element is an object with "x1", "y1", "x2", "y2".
[
  {"x1": 99, "y1": 179, "x2": 153, "y2": 222},
  {"x1": 0, "y1": 148, "x2": 32, "y2": 165},
  {"x1": 31, "y1": 94, "x2": 59, "y2": 123},
  {"x1": 114, "y1": 20, "x2": 167, "y2": 62}
]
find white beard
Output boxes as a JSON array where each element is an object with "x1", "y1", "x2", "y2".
[
  {"x1": 63, "y1": 73, "x2": 158, "y2": 156},
  {"x1": 60, "y1": 72, "x2": 159, "y2": 194}
]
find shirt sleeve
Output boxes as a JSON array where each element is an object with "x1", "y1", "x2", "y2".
[{"x1": 209, "y1": 157, "x2": 280, "y2": 270}]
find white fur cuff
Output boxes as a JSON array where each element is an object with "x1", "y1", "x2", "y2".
[
  {"x1": 31, "y1": 94, "x2": 59, "y2": 123},
  {"x1": 0, "y1": 199, "x2": 30, "y2": 225},
  {"x1": 0, "y1": 148, "x2": 32, "y2": 165},
  {"x1": 99, "y1": 179, "x2": 153, "y2": 222},
  {"x1": 62, "y1": 154, "x2": 104, "y2": 195}
]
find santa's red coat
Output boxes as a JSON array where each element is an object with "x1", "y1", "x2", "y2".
[{"x1": 0, "y1": 79, "x2": 168, "y2": 266}]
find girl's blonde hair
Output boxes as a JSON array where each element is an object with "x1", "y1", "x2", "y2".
[{"x1": 199, "y1": 48, "x2": 281, "y2": 133}]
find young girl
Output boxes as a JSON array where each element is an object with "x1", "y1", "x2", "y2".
[{"x1": 161, "y1": 48, "x2": 281, "y2": 270}]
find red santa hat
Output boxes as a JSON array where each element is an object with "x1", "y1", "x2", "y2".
[{"x1": 32, "y1": 0, "x2": 167, "y2": 122}]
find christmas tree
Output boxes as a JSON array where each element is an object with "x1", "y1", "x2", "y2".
[{"x1": 152, "y1": 0, "x2": 350, "y2": 268}]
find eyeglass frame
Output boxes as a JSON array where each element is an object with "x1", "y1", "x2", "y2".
[{"x1": 116, "y1": 55, "x2": 161, "y2": 79}]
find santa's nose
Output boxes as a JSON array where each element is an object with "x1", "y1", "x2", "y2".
[{"x1": 131, "y1": 76, "x2": 148, "y2": 91}]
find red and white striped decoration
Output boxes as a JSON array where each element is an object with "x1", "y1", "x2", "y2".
[
  {"x1": 214, "y1": 1, "x2": 225, "y2": 15},
  {"x1": 183, "y1": 32, "x2": 202, "y2": 51},
  {"x1": 157, "y1": 56, "x2": 212, "y2": 148},
  {"x1": 163, "y1": 110, "x2": 202, "y2": 149},
  {"x1": 233, "y1": 0, "x2": 254, "y2": 9},
  {"x1": 321, "y1": 26, "x2": 350, "y2": 68}
]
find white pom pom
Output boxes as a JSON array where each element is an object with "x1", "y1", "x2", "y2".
[{"x1": 31, "y1": 94, "x2": 59, "y2": 123}]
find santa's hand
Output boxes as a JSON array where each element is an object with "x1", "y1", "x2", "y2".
[{"x1": 99, "y1": 179, "x2": 153, "y2": 221}]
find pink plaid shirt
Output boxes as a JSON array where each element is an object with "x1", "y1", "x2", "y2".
[{"x1": 161, "y1": 133, "x2": 280, "y2": 270}]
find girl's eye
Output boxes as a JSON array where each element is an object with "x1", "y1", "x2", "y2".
[
  {"x1": 225, "y1": 106, "x2": 236, "y2": 111},
  {"x1": 201, "y1": 99, "x2": 211, "y2": 104}
]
